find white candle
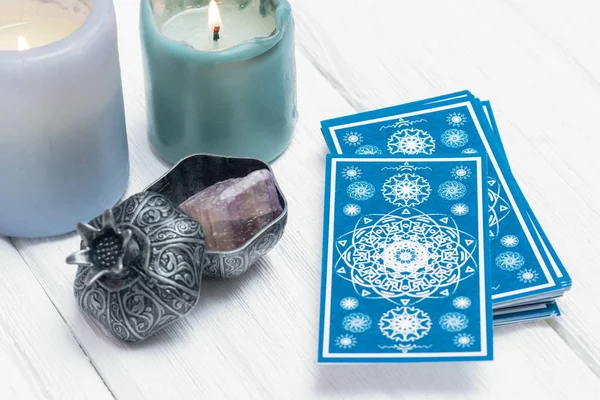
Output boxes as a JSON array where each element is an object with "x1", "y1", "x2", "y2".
[
  {"x1": 0, "y1": 0, "x2": 84, "y2": 50},
  {"x1": 0, "y1": 0, "x2": 130, "y2": 238},
  {"x1": 160, "y1": 0, "x2": 277, "y2": 51}
]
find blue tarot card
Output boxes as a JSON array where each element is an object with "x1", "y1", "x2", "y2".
[
  {"x1": 319, "y1": 155, "x2": 493, "y2": 363},
  {"x1": 358, "y1": 92, "x2": 572, "y2": 297},
  {"x1": 479, "y1": 101, "x2": 571, "y2": 291},
  {"x1": 321, "y1": 98, "x2": 564, "y2": 307}
]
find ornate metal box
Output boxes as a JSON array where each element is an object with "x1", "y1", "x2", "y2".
[{"x1": 67, "y1": 154, "x2": 287, "y2": 342}]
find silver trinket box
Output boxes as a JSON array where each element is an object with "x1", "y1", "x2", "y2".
[{"x1": 67, "y1": 154, "x2": 288, "y2": 342}]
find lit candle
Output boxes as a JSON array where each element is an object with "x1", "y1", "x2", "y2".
[
  {"x1": 161, "y1": 0, "x2": 276, "y2": 50},
  {"x1": 140, "y1": 0, "x2": 297, "y2": 163},
  {"x1": 17, "y1": 36, "x2": 29, "y2": 51},
  {"x1": 0, "y1": 0, "x2": 129, "y2": 238},
  {"x1": 0, "y1": 1, "x2": 81, "y2": 51}
]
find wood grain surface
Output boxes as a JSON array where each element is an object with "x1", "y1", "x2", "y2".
[{"x1": 2, "y1": 0, "x2": 599, "y2": 398}]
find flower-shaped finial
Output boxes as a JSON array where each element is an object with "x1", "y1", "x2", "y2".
[{"x1": 66, "y1": 209, "x2": 134, "y2": 286}]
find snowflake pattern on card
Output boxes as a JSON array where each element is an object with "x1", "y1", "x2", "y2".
[
  {"x1": 438, "y1": 181, "x2": 467, "y2": 201},
  {"x1": 347, "y1": 181, "x2": 376, "y2": 201},
  {"x1": 387, "y1": 128, "x2": 436, "y2": 155},
  {"x1": 500, "y1": 235, "x2": 519, "y2": 248},
  {"x1": 517, "y1": 269, "x2": 539, "y2": 284},
  {"x1": 335, "y1": 334, "x2": 357, "y2": 349},
  {"x1": 379, "y1": 306, "x2": 432, "y2": 342},
  {"x1": 451, "y1": 203, "x2": 470, "y2": 216},
  {"x1": 439, "y1": 312, "x2": 469, "y2": 332},
  {"x1": 452, "y1": 296, "x2": 472, "y2": 310},
  {"x1": 451, "y1": 165, "x2": 472, "y2": 180},
  {"x1": 343, "y1": 132, "x2": 363, "y2": 147},
  {"x1": 453, "y1": 333, "x2": 476, "y2": 348},
  {"x1": 447, "y1": 112, "x2": 467, "y2": 127},
  {"x1": 342, "y1": 313, "x2": 372, "y2": 333},
  {"x1": 342, "y1": 166, "x2": 362, "y2": 181},
  {"x1": 340, "y1": 297, "x2": 359, "y2": 310},
  {"x1": 343, "y1": 204, "x2": 361, "y2": 217},
  {"x1": 441, "y1": 129, "x2": 469, "y2": 148},
  {"x1": 495, "y1": 251, "x2": 525, "y2": 271},
  {"x1": 381, "y1": 173, "x2": 432, "y2": 207}
]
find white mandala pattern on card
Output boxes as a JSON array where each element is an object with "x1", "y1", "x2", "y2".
[
  {"x1": 355, "y1": 145, "x2": 382, "y2": 155},
  {"x1": 441, "y1": 129, "x2": 469, "y2": 148},
  {"x1": 342, "y1": 166, "x2": 362, "y2": 181},
  {"x1": 451, "y1": 165, "x2": 472, "y2": 180},
  {"x1": 438, "y1": 181, "x2": 467, "y2": 200},
  {"x1": 439, "y1": 312, "x2": 469, "y2": 332},
  {"x1": 347, "y1": 181, "x2": 376, "y2": 201},
  {"x1": 379, "y1": 306, "x2": 432, "y2": 342},
  {"x1": 447, "y1": 112, "x2": 467, "y2": 127},
  {"x1": 452, "y1": 296, "x2": 472, "y2": 310},
  {"x1": 343, "y1": 204, "x2": 361, "y2": 217},
  {"x1": 342, "y1": 313, "x2": 372, "y2": 333},
  {"x1": 381, "y1": 173, "x2": 431, "y2": 207},
  {"x1": 343, "y1": 132, "x2": 363, "y2": 146},
  {"x1": 488, "y1": 179, "x2": 511, "y2": 238},
  {"x1": 335, "y1": 208, "x2": 478, "y2": 304},
  {"x1": 451, "y1": 203, "x2": 470, "y2": 216},
  {"x1": 335, "y1": 333, "x2": 357, "y2": 349},
  {"x1": 453, "y1": 333, "x2": 476, "y2": 348},
  {"x1": 387, "y1": 128, "x2": 436, "y2": 155},
  {"x1": 340, "y1": 297, "x2": 359, "y2": 310},
  {"x1": 500, "y1": 235, "x2": 519, "y2": 247},
  {"x1": 517, "y1": 269, "x2": 539, "y2": 284},
  {"x1": 495, "y1": 251, "x2": 525, "y2": 271},
  {"x1": 461, "y1": 148, "x2": 478, "y2": 154}
]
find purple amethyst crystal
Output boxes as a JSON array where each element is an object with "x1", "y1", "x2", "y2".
[{"x1": 179, "y1": 169, "x2": 283, "y2": 251}]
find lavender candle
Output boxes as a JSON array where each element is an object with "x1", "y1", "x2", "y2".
[{"x1": 0, "y1": 0, "x2": 129, "y2": 238}]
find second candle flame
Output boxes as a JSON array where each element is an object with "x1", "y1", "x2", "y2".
[
  {"x1": 208, "y1": 0, "x2": 222, "y2": 30},
  {"x1": 17, "y1": 36, "x2": 29, "y2": 51}
]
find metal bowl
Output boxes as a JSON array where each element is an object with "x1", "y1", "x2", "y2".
[{"x1": 145, "y1": 153, "x2": 288, "y2": 279}]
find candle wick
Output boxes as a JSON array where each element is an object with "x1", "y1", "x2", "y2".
[{"x1": 213, "y1": 26, "x2": 220, "y2": 41}]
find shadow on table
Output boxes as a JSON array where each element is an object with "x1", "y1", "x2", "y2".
[
  {"x1": 315, "y1": 361, "x2": 477, "y2": 396},
  {"x1": 313, "y1": 319, "x2": 541, "y2": 395}
]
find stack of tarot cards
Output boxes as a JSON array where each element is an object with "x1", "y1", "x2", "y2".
[{"x1": 317, "y1": 91, "x2": 571, "y2": 363}]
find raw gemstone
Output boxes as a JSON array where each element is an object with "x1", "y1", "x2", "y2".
[{"x1": 179, "y1": 169, "x2": 283, "y2": 251}]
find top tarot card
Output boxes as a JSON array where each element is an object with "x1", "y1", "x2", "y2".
[
  {"x1": 321, "y1": 100, "x2": 566, "y2": 307},
  {"x1": 318, "y1": 156, "x2": 493, "y2": 362}
]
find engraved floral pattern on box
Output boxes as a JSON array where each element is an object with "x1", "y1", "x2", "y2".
[{"x1": 70, "y1": 192, "x2": 206, "y2": 342}]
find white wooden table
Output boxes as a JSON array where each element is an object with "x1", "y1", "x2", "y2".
[{"x1": 2, "y1": 0, "x2": 600, "y2": 398}]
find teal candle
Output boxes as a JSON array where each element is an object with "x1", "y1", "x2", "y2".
[{"x1": 140, "y1": 0, "x2": 297, "y2": 164}]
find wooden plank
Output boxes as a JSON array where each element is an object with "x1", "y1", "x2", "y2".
[
  {"x1": 6, "y1": 0, "x2": 600, "y2": 398},
  {"x1": 0, "y1": 239, "x2": 113, "y2": 400}
]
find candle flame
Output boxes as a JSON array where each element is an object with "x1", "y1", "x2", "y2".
[
  {"x1": 208, "y1": 0, "x2": 222, "y2": 30},
  {"x1": 17, "y1": 36, "x2": 29, "y2": 51}
]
